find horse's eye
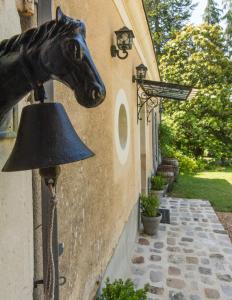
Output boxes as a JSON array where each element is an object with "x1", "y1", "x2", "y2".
[
  {"x1": 68, "y1": 42, "x2": 83, "y2": 61},
  {"x1": 74, "y1": 43, "x2": 83, "y2": 61}
]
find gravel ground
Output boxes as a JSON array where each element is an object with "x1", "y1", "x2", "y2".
[{"x1": 216, "y1": 212, "x2": 232, "y2": 241}]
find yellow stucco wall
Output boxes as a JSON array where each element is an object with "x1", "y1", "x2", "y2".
[
  {"x1": 0, "y1": 0, "x2": 160, "y2": 299},
  {"x1": 0, "y1": 1, "x2": 34, "y2": 299},
  {"x1": 52, "y1": 1, "x2": 160, "y2": 299}
]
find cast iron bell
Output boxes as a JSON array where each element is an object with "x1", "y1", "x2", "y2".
[{"x1": 2, "y1": 102, "x2": 94, "y2": 172}]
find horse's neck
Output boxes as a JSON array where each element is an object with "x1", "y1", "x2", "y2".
[{"x1": 0, "y1": 51, "x2": 32, "y2": 117}]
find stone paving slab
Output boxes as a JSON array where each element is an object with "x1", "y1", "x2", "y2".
[{"x1": 129, "y1": 197, "x2": 232, "y2": 300}]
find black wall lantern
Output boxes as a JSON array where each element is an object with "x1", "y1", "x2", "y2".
[
  {"x1": 132, "y1": 63, "x2": 148, "y2": 82},
  {"x1": 111, "y1": 26, "x2": 135, "y2": 59}
]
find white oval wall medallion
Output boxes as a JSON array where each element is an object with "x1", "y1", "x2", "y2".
[{"x1": 114, "y1": 89, "x2": 130, "y2": 165}]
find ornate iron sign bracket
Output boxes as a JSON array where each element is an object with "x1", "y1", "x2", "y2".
[
  {"x1": 137, "y1": 83, "x2": 160, "y2": 123},
  {"x1": 135, "y1": 78, "x2": 196, "y2": 124}
]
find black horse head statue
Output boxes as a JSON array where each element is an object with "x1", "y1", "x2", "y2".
[{"x1": 0, "y1": 7, "x2": 106, "y2": 120}]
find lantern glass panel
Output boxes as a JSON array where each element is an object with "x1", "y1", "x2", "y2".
[
  {"x1": 136, "y1": 65, "x2": 147, "y2": 80},
  {"x1": 117, "y1": 32, "x2": 130, "y2": 50},
  {"x1": 128, "y1": 36, "x2": 134, "y2": 50},
  {"x1": 137, "y1": 69, "x2": 145, "y2": 79}
]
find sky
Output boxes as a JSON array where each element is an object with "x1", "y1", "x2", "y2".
[{"x1": 190, "y1": 0, "x2": 225, "y2": 26}]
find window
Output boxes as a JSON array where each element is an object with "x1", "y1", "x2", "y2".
[{"x1": 115, "y1": 89, "x2": 130, "y2": 165}]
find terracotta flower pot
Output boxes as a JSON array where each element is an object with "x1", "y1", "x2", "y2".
[
  {"x1": 157, "y1": 164, "x2": 175, "y2": 183},
  {"x1": 162, "y1": 157, "x2": 179, "y2": 168},
  {"x1": 162, "y1": 158, "x2": 179, "y2": 180}
]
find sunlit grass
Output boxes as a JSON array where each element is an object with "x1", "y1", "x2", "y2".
[{"x1": 170, "y1": 167, "x2": 232, "y2": 212}]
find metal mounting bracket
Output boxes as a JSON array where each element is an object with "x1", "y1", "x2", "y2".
[
  {"x1": 34, "y1": 276, "x2": 66, "y2": 289},
  {"x1": 137, "y1": 82, "x2": 160, "y2": 124},
  {"x1": 135, "y1": 79, "x2": 196, "y2": 123}
]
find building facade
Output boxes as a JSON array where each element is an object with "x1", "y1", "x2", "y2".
[{"x1": 0, "y1": 1, "x2": 160, "y2": 299}]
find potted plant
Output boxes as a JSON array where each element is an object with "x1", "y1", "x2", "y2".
[
  {"x1": 150, "y1": 175, "x2": 166, "y2": 198},
  {"x1": 140, "y1": 194, "x2": 161, "y2": 235},
  {"x1": 97, "y1": 278, "x2": 148, "y2": 300}
]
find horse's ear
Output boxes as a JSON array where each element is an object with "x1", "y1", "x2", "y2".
[{"x1": 56, "y1": 7, "x2": 66, "y2": 23}]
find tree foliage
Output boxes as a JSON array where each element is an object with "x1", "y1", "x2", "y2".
[
  {"x1": 203, "y1": 0, "x2": 222, "y2": 25},
  {"x1": 223, "y1": 0, "x2": 232, "y2": 56},
  {"x1": 160, "y1": 24, "x2": 232, "y2": 159},
  {"x1": 144, "y1": 0, "x2": 196, "y2": 58}
]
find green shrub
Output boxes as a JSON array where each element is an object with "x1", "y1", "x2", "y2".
[
  {"x1": 177, "y1": 153, "x2": 198, "y2": 173},
  {"x1": 163, "y1": 150, "x2": 198, "y2": 174},
  {"x1": 175, "y1": 152, "x2": 212, "y2": 173},
  {"x1": 159, "y1": 121, "x2": 218, "y2": 173},
  {"x1": 151, "y1": 175, "x2": 165, "y2": 190},
  {"x1": 195, "y1": 158, "x2": 208, "y2": 171},
  {"x1": 159, "y1": 123, "x2": 175, "y2": 157},
  {"x1": 97, "y1": 278, "x2": 148, "y2": 300},
  {"x1": 140, "y1": 194, "x2": 160, "y2": 217}
]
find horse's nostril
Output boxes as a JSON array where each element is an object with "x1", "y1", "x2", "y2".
[
  {"x1": 88, "y1": 84, "x2": 105, "y2": 102},
  {"x1": 91, "y1": 86, "x2": 101, "y2": 100},
  {"x1": 92, "y1": 88, "x2": 97, "y2": 100}
]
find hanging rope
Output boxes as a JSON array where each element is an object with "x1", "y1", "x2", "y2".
[{"x1": 44, "y1": 180, "x2": 58, "y2": 300}]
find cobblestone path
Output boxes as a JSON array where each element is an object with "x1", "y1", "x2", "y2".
[{"x1": 129, "y1": 197, "x2": 232, "y2": 300}]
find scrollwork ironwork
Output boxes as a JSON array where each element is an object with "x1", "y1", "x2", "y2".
[
  {"x1": 137, "y1": 83, "x2": 160, "y2": 123},
  {"x1": 135, "y1": 79, "x2": 194, "y2": 123}
]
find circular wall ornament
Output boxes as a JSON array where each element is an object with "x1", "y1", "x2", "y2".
[{"x1": 114, "y1": 89, "x2": 130, "y2": 165}]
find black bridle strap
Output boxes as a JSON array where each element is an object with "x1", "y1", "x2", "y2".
[{"x1": 34, "y1": 85, "x2": 46, "y2": 102}]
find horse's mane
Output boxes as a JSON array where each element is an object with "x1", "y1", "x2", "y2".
[{"x1": 0, "y1": 19, "x2": 79, "y2": 57}]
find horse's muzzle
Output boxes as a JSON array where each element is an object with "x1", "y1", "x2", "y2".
[
  {"x1": 89, "y1": 83, "x2": 106, "y2": 103},
  {"x1": 74, "y1": 83, "x2": 106, "y2": 108}
]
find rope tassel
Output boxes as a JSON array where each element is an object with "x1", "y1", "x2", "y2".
[{"x1": 44, "y1": 182, "x2": 58, "y2": 300}]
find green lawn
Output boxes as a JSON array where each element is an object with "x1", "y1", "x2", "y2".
[{"x1": 170, "y1": 167, "x2": 232, "y2": 212}]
